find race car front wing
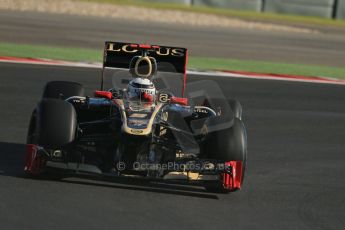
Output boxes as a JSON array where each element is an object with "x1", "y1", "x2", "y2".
[{"x1": 24, "y1": 144, "x2": 243, "y2": 191}]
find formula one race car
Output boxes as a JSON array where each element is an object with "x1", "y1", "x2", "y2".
[{"x1": 25, "y1": 41, "x2": 247, "y2": 193}]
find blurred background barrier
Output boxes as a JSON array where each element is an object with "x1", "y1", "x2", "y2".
[
  {"x1": 192, "y1": 0, "x2": 263, "y2": 12},
  {"x1": 147, "y1": 0, "x2": 192, "y2": 4},
  {"x1": 337, "y1": 0, "x2": 345, "y2": 19},
  {"x1": 145, "y1": 0, "x2": 345, "y2": 20},
  {"x1": 148, "y1": 0, "x2": 345, "y2": 19},
  {"x1": 263, "y1": 0, "x2": 336, "y2": 18}
]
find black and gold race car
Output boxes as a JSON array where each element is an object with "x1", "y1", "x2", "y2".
[{"x1": 25, "y1": 41, "x2": 247, "y2": 193}]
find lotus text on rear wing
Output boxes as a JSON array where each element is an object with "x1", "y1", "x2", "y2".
[{"x1": 107, "y1": 43, "x2": 185, "y2": 57}]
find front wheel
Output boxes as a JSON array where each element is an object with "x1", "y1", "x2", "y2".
[
  {"x1": 25, "y1": 99, "x2": 77, "y2": 176},
  {"x1": 203, "y1": 118, "x2": 247, "y2": 193}
]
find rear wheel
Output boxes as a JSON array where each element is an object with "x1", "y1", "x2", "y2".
[
  {"x1": 42, "y1": 81, "x2": 84, "y2": 99},
  {"x1": 229, "y1": 99, "x2": 242, "y2": 120}
]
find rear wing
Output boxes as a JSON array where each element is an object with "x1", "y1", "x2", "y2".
[{"x1": 101, "y1": 41, "x2": 188, "y2": 94}]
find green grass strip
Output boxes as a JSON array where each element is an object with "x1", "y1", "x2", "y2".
[
  {"x1": 1, "y1": 42, "x2": 345, "y2": 79},
  {"x1": 0, "y1": 43, "x2": 102, "y2": 62},
  {"x1": 188, "y1": 57, "x2": 345, "y2": 79}
]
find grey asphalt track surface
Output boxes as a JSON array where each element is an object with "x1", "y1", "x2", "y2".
[
  {"x1": 1, "y1": 10, "x2": 345, "y2": 67},
  {"x1": 0, "y1": 62, "x2": 344, "y2": 230}
]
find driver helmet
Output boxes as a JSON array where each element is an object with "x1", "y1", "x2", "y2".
[
  {"x1": 127, "y1": 55, "x2": 157, "y2": 106},
  {"x1": 127, "y1": 77, "x2": 156, "y2": 103}
]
